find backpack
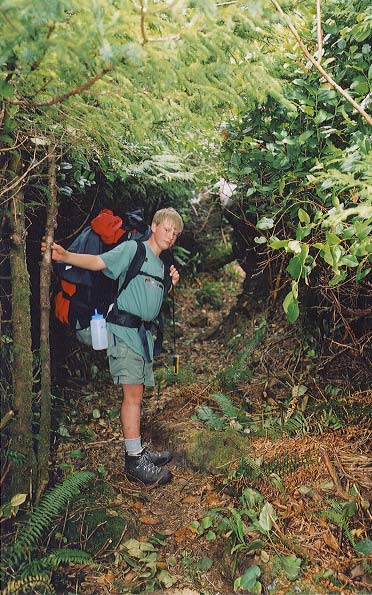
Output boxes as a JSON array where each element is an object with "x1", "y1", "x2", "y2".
[{"x1": 54, "y1": 208, "x2": 172, "y2": 352}]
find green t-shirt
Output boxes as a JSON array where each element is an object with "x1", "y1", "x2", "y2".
[{"x1": 100, "y1": 240, "x2": 165, "y2": 360}]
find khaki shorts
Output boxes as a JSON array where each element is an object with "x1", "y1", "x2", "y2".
[{"x1": 107, "y1": 331, "x2": 154, "y2": 387}]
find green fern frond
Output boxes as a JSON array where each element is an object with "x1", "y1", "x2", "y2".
[
  {"x1": 281, "y1": 412, "x2": 310, "y2": 436},
  {"x1": 239, "y1": 455, "x2": 264, "y2": 481},
  {"x1": 265, "y1": 451, "x2": 314, "y2": 476},
  {"x1": 5, "y1": 471, "x2": 94, "y2": 567},
  {"x1": 18, "y1": 548, "x2": 93, "y2": 578},
  {"x1": 211, "y1": 392, "x2": 240, "y2": 419},
  {"x1": 0, "y1": 574, "x2": 55, "y2": 595},
  {"x1": 319, "y1": 508, "x2": 344, "y2": 526},
  {"x1": 318, "y1": 498, "x2": 357, "y2": 547}
]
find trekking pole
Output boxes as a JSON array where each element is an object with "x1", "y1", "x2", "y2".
[{"x1": 172, "y1": 282, "x2": 180, "y2": 374}]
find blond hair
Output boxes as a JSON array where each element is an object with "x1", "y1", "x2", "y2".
[{"x1": 152, "y1": 207, "x2": 184, "y2": 233}]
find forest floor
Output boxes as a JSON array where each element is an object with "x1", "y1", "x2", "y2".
[{"x1": 56, "y1": 262, "x2": 372, "y2": 595}]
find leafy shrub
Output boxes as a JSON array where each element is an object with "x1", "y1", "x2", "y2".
[
  {"x1": 221, "y1": 0, "x2": 372, "y2": 337},
  {"x1": 195, "y1": 281, "x2": 222, "y2": 309},
  {"x1": 1, "y1": 471, "x2": 94, "y2": 595}
]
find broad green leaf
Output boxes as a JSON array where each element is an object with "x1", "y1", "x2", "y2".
[
  {"x1": 283, "y1": 291, "x2": 293, "y2": 315},
  {"x1": 257, "y1": 217, "x2": 274, "y2": 230},
  {"x1": 287, "y1": 255, "x2": 302, "y2": 279},
  {"x1": 258, "y1": 502, "x2": 276, "y2": 532},
  {"x1": 241, "y1": 487, "x2": 263, "y2": 509},
  {"x1": 298, "y1": 208, "x2": 310, "y2": 224},
  {"x1": 287, "y1": 296, "x2": 300, "y2": 323},
  {"x1": 200, "y1": 516, "x2": 213, "y2": 530},
  {"x1": 197, "y1": 405, "x2": 225, "y2": 429},
  {"x1": 205, "y1": 530, "x2": 217, "y2": 540},
  {"x1": 189, "y1": 520, "x2": 200, "y2": 530},
  {"x1": 10, "y1": 494, "x2": 27, "y2": 507},
  {"x1": 234, "y1": 565, "x2": 261, "y2": 591},
  {"x1": 270, "y1": 238, "x2": 289, "y2": 250},
  {"x1": 0, "y1": 81, "x2": 14, "y2": 98},
  {"x1": 315, "y1": 109, "x2": 332, "y2": 124},
  {"x1": 280, "y1": 554, "x2": 302, "y2": 581},
  {"x1": 197, "y1": 557, "x2": 213, "y2": 571},
  {"x1": 157, "y1": 569, "x2": 178, "y2": 588},
  {"x1": 298, "y1": 131, "x2": 313, "y2": 144},
  {"x1": 296, "y1": 224, "x2": 313, "y2": 240},
  {"x1": 329, "y1": 271, "x2": 348, "y2": 286},
  {"x1": 326, "y1": 232, "x2": 341, "y2": 246},
  {"x1": 356, "y1": 267, "x2": 371, "y2": 281},
  {"x1": 341, "y1": 255, "x2": 359, "y2": 267},
  {"x1": 350, "y1": 78, "x2": 369, "y2": 95},
  {"x1": 354, "y1": 538, "x2": 372, "y2": 555},
  {"x1": 69, "y1": 449, "x2": 85, "y2": 459},
  {"x1": 283, "y1": 291, "x2": 299, "y2": 323},
  {"x1": 246, "y1": 539, "x2": 266, "y2": 552}
]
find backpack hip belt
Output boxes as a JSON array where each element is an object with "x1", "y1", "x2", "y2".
[{"x1": 106, "y1": 304, "x2": 156, "y2": 363}]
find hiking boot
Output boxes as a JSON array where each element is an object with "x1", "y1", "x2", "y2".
[
  {"x1": 142, "y1": 446, "x2": 173, "y2": 467},
  {"x1": 126, "y1": 450, "x2": 172, "y2": 486}
]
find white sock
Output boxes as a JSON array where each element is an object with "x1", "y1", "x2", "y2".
[{"x1": 125, "y1": 437, "x2": 142, "y2": 456}]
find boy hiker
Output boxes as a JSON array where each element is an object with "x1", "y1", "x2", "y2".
[{"x1": 43, "y1": 208, "x2": 183, "y2": 486}]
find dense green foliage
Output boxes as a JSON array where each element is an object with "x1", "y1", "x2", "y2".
[
  {"x1": 221, "y1": 0, "x2": 372, "y2": 322},
  {"x1": 0, "y1": 0, "x2": 280, "y2": 193},
  {"x1": 1, "y1": 472, "x2": 94, "y2": 594}
]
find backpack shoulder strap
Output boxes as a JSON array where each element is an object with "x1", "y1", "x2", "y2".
[
  {"x1": 160, "y1": 249, "x2": 173, "y2": 296},
  {"x1": 117, "y1": 240, "x2": 146, "y2": 298}
]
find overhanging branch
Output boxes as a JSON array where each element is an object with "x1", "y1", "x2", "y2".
[
  {"x1": 316, "y1": 0, "x2": 323, "y2": 64},
  {"x1": 8, "y1": 66, "x2": 113, "y2": 108},
  {"x1": 270, "y1": 0, "x2": 372, "y2": 126}
]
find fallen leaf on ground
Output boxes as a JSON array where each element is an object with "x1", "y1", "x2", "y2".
[
  {"x1": 175, "y1": 526, "x2": 197, "y2": 543},
  {"x1": 350, "y1": 565, "x2": 365, "y2": 578},
  {"x1": 96, "y1": 573, "x2": 115, "y2": 584},
  {"x1": 182, "y1": 495, "x2": 197, "y2": 504},
  {"x1": 131, "y1": 501, "x2": 144, "y2": 510},
  {"x1": 139, "y1": 515, "x2": 159, "y2": 525},
  {"x1": 323, "y1": 531, "x2": 339, "y2": 551}
]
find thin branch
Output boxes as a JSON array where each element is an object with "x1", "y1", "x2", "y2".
[
  {"x1": 0, "y1": 137, "x2": 27, "y2": 154},
  {"x1": 316, "y1": 0, "x2": 323, "y2": 64},
  {"x1": 140, "y1": 0, "x2": 148, "y2": 44},
  {"x1": 0, "y1": 101, "x2": 5, "y2": 130},
  {"x1": 0, "y1": 153, "x2": 48, "y2": 202},
  {"x1": 7, "y1": 66, "x2": 113, "y2": 108},
  {"x1": 270, "y1": 0, "x2": 372, "y2": 126},
  {"x1": 0, "y1": 410, "x2": 14, "y2": 431},
  {"x1": 139, "y1": 0, "x2": 180, "y2": 45},
  {"x1": 0, "y1": 10, "x2": 20, "y2": 31},
  {"x1": 146, "y1": 34, "x2": 180, "y2": 44}
]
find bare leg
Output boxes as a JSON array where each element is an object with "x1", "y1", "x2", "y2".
[
  {"x1": 122, "y1": 383, "x2": 172, "y2": 485},
  {"x1": 121, "y1": 384, "x2": 143, "y2": 439}
]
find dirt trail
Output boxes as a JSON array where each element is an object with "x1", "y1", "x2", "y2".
[{"x1": 63, "y1": 270, "x2": 371, "y2": 595}]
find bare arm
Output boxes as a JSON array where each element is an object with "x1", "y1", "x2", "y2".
[{"x1": 41, "y1": 241, "x2": 106, "y2": 271}]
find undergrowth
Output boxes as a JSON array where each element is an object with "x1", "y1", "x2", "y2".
[{"x1": 1, "y1": 471, "x2": 94, "y2": 595}]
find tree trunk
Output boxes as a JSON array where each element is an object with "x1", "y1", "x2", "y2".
[
  {"x1": 37, "y1": 145, "x2": 58, "y2": 500},
  {"x1": 8, "y1": 152, "x2": 35, "y2": 496}
]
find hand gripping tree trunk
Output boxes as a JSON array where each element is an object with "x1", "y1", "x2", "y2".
[
  {"x1": 8, "y1": 152, "x2": 35, "y2": 496},
  {"x1": 37, "y1": 144, "x2": 58, "y2": 501}
]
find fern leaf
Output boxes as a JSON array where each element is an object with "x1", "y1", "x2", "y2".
[
  {"x1": 19, "y1": 548, "x2": 93, "y2": 578},
  {"x1": 239, "y1": 455, "x2": 264, "y2": 481},
  {"x1": 197, "y1": 405, "x2": 226, "y2": 429},
  {"x1": 5, "y1": 471, "x2": 94, "y2": 567},
  {"x1": 0, "y1": 574, "x2": 55, "y2": 595},
  {"x1": 211, "y1": 392, "x2": 240, "y2": 419}
]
